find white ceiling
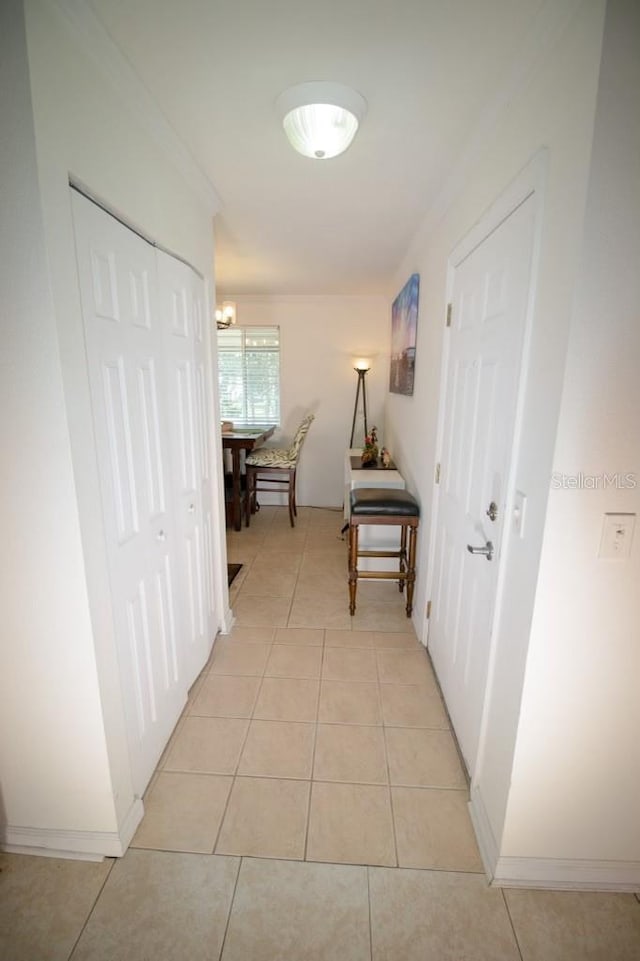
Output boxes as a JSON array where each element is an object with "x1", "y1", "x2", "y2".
[{"x1": 88, "y1": 0, "x2": 545, "y2": 295}]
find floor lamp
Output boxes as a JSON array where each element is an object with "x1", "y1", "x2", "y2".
[{"x1": 349, "y1": 360, "x2": 371, "y2": 447}]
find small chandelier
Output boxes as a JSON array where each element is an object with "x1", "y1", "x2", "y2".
[
  {"x1": 215, "y1": 301, "x2": 236, "y2": 329},
  {"x1": 276, "y1": 81, "x2": 367, "y2": 160}
]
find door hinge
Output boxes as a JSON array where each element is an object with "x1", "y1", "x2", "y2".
[
  {"x1": 426, "y1": 600, "x2": 432, "y2": 619},
  {"x1": 446, "y1": 303, "x2": 452, "y2": 327},
  {"x1": 435, "y1": 462, "x2": 441, "y2": 484}
]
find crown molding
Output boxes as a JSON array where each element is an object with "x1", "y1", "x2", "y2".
[
  {"x1": 218, "y1": 293, "x2": 388, "y2": 304},
  {"x1": 49, "y1": 0, "x2": 221, "y2": 214}
]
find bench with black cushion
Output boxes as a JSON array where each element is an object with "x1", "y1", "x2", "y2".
[{"x1": 348, "y1": 488, "x2": 420, "y2": 617}]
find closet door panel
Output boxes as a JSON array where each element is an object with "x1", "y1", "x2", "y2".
[
  {"x1": 72, "y1": 193, "x2": 186, "y2": 796},
  {"x1": 157, "y1": 252, "x2": 214, "y2": 685}
]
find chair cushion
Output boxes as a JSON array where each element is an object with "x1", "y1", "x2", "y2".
[
  {"x1": 245, "y1": 413, "x2": 315, "y2": 469},
  {"x1": 246, "y1": 447, "x2": 295, "y2": 468},
  {"x1": 350, "y1": 488, "x2": 419, "y2": 517}
]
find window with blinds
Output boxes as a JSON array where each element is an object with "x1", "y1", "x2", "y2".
[{"x1": 217, "y1": 326, "x2": 281, "y2": 426}]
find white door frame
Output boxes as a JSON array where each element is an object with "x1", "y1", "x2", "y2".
[{"x1": 422, "y1": 150, "x2": 547, "y2": 776}]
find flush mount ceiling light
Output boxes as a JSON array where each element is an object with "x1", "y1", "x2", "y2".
[{"x1": 276, "y1": 81, "x2": 367, "y2": 160}]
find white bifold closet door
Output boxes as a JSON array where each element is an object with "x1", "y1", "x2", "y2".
[
  {"x1": 158, "y1": 250, "x2": 216, "y2": 687},
  {"x1": 72, "y1": 191, "x2": 215, "y2": 796}
]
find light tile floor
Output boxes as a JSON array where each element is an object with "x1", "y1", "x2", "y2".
[{"x1": 2, "y1": 506, "x2": 639, "y2": 960}]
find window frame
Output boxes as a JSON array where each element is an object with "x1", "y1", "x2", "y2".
[{"x1": 216, "y1": 324, "x2": 281, "y2": 428}]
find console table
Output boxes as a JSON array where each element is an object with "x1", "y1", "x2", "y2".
[{"x1": 344, "y1": 448, "x2": 406, "y2": 571}]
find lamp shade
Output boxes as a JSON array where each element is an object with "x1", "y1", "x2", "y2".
[
  {"x1": 353, "y1": 357, "x2": 372, "y2": 372},
  {"x1": 216, "y1": 301, "x2": 236, "y2": 329},
  {"x1": 276, "y1": 82, "x2": 367, "y2": 160}
]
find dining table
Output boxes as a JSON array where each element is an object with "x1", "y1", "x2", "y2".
[{"x1": 222, "y1": 425, "x2": 276, "y2": 531}]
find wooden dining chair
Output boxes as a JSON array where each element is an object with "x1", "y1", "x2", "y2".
[{"x1": 245, "y1": 414, "x2": 315, "y2": 527}]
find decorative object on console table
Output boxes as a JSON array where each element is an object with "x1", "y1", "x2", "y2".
[
  {"x1": 361, "y1": 425, "x2": 379, "y2": 467},
  {"x1": 349, "y1": 453, "x2": 396, "y2": 471},
  {"x1": 390, "y1": 273, "x2": 419, "y2": 396},
  {"x1": 343, "y1": 447, "x2": 404, "y2": 542}
]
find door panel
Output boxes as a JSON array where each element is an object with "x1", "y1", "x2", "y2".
[
  {"x1": 157, "y1": 252, "x2": 214, "y2": 686},
  {"x1": 429, "y1": 196, "x2": 536, "y2": 776},
  {"x1": 102, "y1": 358, "x2": 139, "y2": 541},
  {"x1": 155, "y1": 555, "x2": 180, "y2": 687},
  {"x1": 73, "y1": 192, "x2": 187, "y2": 795},
  {"x1": 137, "y1": 359, "x2": 166, "y2": 519}
]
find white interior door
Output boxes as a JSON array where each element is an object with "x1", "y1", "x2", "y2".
[
  {"x1": 429, "y1": 194, "x2": 536, "y2": 776},
  {"x1": 72, "y1": 192, "x2": 186, "y2": 794},
  {"x1": 158, "y1": 252, "x2": 215, "y2": 685}
]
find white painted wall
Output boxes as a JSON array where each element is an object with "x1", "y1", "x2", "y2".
[
  {"x1": 502, "y1": 0, "x2": 640, "y2": 871},
  {"x1": 0, "y1": 0, "x2": 221, "y2": 856},
  {"x1": 386, "y1": 0, "x2": 605, "y2": 637},
  {"x1": 0, "y1": 0, "x2": 117, "y2": 846},
  {"x1": 221, "y1": 294, "x2": 389, "y2": 507},
  {"x1": 382, "y1": 0, "x2": 637, "y2": 884}
]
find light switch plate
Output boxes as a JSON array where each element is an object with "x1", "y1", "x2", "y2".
[{"x1": 598, "y1": 513, "x2": 635, "y2": 559}]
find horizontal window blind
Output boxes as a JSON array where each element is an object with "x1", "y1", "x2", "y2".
[{"x1": 217, "y1": 326, "x2": 280, "y2": 427}]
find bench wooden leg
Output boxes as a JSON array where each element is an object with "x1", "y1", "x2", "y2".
[
  {"x1": 348, "y1": 524, "x2": 358, "y2": 615},
  {"x1": 245, "y1": 468, "x2": 260, "y2": 527},
  {"x1": 405, "y1": 526, "x2": 417, "y2": 616},
  {"x1": 398, "y1": 525, "x2": 407, "y2": 592},
  {"x1": 288, "y1": 468, "x2": 296, "y2": 527}
]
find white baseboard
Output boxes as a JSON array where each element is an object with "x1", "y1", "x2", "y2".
[
  {"x1": 468, "y1": 785, "x2": 499, "y2": 881},
  {"x1": 1, "y1": 797, "x2": 144, "y2": 862},
  {"x1": 220, "y1": 606, "x2": 235, "y2": 634},
  {"x1": 117, "y1": 795, "x2": 145, "y2": 851},
  {"x1": 469, "y1": 787, "x2": 639, "y2": 892},
  {"x1": 492, "y1": 856, "x2": 640, "y2": 892}
]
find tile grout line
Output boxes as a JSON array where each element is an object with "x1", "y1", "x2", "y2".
[
  {"x1": 216, "y1": 855, "x2": 244, "y2": 961},
  {"x1": 283, "y1": 523, "x2": 308, "y2": 629},
  {"x1": 66, "y1": 856, "x2": 117, "y2": 960},
  {"x1": 378, "y1": 646, "x2": 400, "y2": 869},
  {"x1": 387, "y1": 781, "x2": 400, "y2": 869},
  {"x1": 303, "y1": 629, "x2": 325, "y2": 861},
  {"x1": 288, "y1": 536, "x2": 304, "y2": 632},
  {"x1": 500, "y1": 887, "x2": 526, "y2": 961},
  {"x1": 366, "y1": 865, "x2": 374, "y2": 961}
]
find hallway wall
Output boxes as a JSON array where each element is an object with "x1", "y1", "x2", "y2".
[
  {"x1": 503, "y1": 0, "x2": 640, "y2": 875},
  {"x1": 0, "y1": 0, "x2": 220, "y2": 857},
  {"x1": 0, "y1": 0, "x2": 118, "y2": 851},
  {"x1": 382, "y1": 0, "x2": 622, "y2": 884}
]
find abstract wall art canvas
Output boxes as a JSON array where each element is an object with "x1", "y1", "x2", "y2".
[{"x1": 389, "y1": 273, "x2": 419, "y2": 396}]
